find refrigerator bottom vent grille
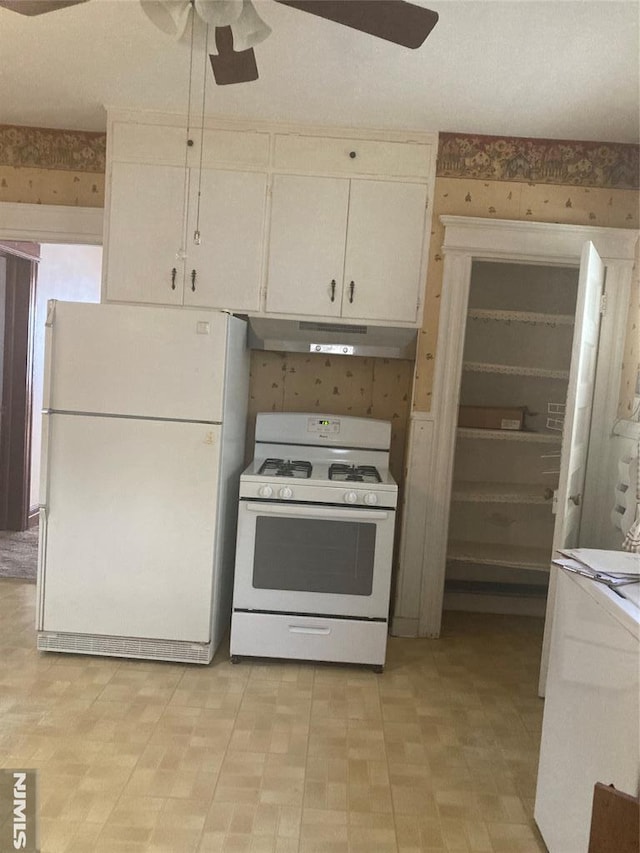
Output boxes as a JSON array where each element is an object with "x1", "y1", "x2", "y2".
[{"x1": 37, "y1": 631, "x2": 212, "y2": 664}]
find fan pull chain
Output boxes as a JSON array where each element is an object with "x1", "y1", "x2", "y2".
[
  {"x1": 176, "y1": 2, "x2": 197, "y2": 265},
  {"x1": 193, "y1": 22, "x2": 209, "y2": 246}
]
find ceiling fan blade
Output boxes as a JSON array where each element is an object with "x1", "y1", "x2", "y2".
[
  {"x1": 273, "y1": 0, "x2": 438, "y2": 49},
  {"x1": 210, "y1": 25, "x2": 259, "y2": 85},
  {"x1": 0, "y1": 0, "x2": 88, "y2": 14}
]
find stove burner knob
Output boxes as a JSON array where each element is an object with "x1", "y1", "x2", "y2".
[
  {"x1": 363, "y1": 492, "x2": 378, "y2": 506},
  {"x1": 279, "y1": 486, "x2": 293, "y2": 499},
  {"x1": 258, "y1": 485, "x2": 273, "y2": 498},
  {"x1": 344, "y1": 491, "x2": 359, "y2": 504}
]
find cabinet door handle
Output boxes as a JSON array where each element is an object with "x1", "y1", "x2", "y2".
[
  {"x1": 171, "y1": 267, "x2": 177, "y2": 290},
  {"x1": 191, "y1": 269, "x2": 196, "y2": 292},
  {"x1": 349, "y1": 281, "x2": 355, "y2": 303},
  {"x1": 330, "y1": 279, "x2": 336, "y2": 302}
]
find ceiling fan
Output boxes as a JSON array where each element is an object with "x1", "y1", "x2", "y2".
[{"x1": 0, "y1": 0, "x2": 439, "y2": 85}]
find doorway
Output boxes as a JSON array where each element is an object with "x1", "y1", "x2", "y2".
[
  {"x1": 0, "y1": 242, "x2": 102, "y2": 532},
  {"x1": 444, "y1": 259, "x2": 580, "y2": 616},
  {"x1": 391, "y1": 216, "x2": 637, "y2": 644},
  {"x1": 0, "y1": 247, "x2": 37, "y2": 530}
]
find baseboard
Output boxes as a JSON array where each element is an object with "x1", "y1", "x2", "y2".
[
  {"x1": 28, "y1": 507, "x2": 39, "y2": 527},
  {"x1": 443, "y1": 592, "x2": 547, "y2": 618}
]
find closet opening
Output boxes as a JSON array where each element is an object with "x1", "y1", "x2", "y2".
[{"x1": 444, "y1": 260, "x2": 580, "y2": 616}]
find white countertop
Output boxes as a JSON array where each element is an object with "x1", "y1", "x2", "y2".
[{"x1": 557, "y1": 548, "x2": 640, "y2": 636}]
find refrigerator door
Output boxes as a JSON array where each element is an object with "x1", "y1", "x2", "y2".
[
  {"x1": 45, "y1": 301, "x2": 232, "y2": 422},
  {"x1": 40, "y1": 414, "x2": 221, "y2": 642}
]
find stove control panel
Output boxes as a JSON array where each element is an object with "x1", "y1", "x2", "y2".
[
  {"x1": 343, "y1": 491, "x2": 381, "y2": 506},
  {"x1": 241, "y1": 479, "x2": 397, "y2": 509},
  {"x1": 307, "y1": 417, "x2": 340, "y2": 436}
]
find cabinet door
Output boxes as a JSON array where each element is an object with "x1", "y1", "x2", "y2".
[
  {"x1": 342, "y1": 180, "x2": 427, "y2": 323},
  {"x1": 105, "y1": 161, "x2": 186, "y2": 305},
  {"x1": 266, "y1": 174, "x2": 349, "y2": 317},
  {"x1": 184, "y1": 169, "x2": 267, "y2": 312}
]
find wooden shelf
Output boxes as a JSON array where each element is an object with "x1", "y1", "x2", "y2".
[
  {"x1": 451, "y1": 481, "x2": 554, "y2": 504},
  {"x1": 463, "y1": 361, "x2": 570, "y2": 380},
  {"x1": 467, "y1": 308, "x2": 574, "y2": 326},
  {"x1": 447, "y1": 540, "x2": 551, "y2": 571},
  {"x1": 457, "y1": 427, "x2": 563, "y2": 443}
]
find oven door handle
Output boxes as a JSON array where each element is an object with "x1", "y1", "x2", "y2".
[{"x1": 244, "y1": 502, "x2": 390, "y2": 521}]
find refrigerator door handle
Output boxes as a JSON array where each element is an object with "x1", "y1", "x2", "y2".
[
  {"x1": 36, "y1": 505, "x2": 48, "y2": 630},
  {"x1": 42, "y1": 304, "x2": 56, "y2": 410}
]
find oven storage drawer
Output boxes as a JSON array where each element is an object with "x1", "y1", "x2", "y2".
[{"x1": 230, "y1": 611, "x2": 388, "y2": 666}]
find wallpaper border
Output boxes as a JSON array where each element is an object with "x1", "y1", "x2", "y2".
[
  {"x1": 0, "y1": 125, "x2": 106, "y2": 173},
  {"x1": 2, "y1": 124, "x2": 638, "y2": 190},
  {"x1": 438, "y1": 132, "x2": 639, "y2": 190}
]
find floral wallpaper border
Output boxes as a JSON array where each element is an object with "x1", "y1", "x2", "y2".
[
  {"x1": 2, "y1": 124, "x2": 638, "y2": 191},
  {"x1": 438, "y1": 133, "x2": 639, "y2": 190},
  {"x1": 0, "y1": 125, "x2": 106, "y2": 173}
]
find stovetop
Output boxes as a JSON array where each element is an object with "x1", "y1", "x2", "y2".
[
  {"x1": 328, "y1": 463, "x2": 382, "y2": 484},
  {"x1": 241, "y1": 413, "x2": 397, "y2": 507},
  {"x1": 258, "y1": 459, "x2": 314, "y2": 479},
  {"x1": 256, "y1": 458, "x2": 384, "y2": 484}
]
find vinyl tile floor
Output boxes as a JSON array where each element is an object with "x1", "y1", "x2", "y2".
[{"x1": 0, "y1": 580, "x2": 548, "y2": 852}]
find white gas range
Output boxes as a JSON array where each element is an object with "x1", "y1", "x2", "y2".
[{"x1": 230, "y1": 413, "x2": 398, "y2": 670}]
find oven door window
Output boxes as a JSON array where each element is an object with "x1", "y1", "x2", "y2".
[{"x1": 253, "y1": 516, "x2": 376, "y2": 596}]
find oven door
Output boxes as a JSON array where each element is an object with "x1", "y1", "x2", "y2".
[{"x1": 233, "y1": 500, "x2": 395, "y2": 619}]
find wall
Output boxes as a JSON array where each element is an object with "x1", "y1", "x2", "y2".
[
  {"x1": 30, "y1": 244, "x2": 102, "y2": 507},
  {"x1": 0, "y1": 125, "x2": 104, "y2": 206}
]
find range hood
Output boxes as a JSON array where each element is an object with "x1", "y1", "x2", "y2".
[{"x1": 247, "y1": 318, "x2": 417, "y2": 360}]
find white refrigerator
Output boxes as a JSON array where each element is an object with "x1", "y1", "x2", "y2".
[{"x1": 36, "y1": 301, "x2": 249, "y2": 664}]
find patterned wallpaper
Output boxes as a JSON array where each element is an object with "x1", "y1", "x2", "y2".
[{"x1": 0, "y1": 125, "x2": 105, "y2": 206}]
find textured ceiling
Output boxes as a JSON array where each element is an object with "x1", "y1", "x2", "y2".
[{"x1": 1, "y1": 0, "x2": 638, "y2": 143}]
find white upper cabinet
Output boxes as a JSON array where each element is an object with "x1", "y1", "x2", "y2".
[
  {"x1": 342, "y1": 180, "x2": 428, "y2": 323},
  {"x1": 104, "y1": 118, "x2": 269, "y2": 312},
  {"x1": 183, "y1": 168, "x2": 267, "y2": 311},
  {"x1": 106, "y1": 161, "x2": 186, "y2": 306},
  {"x1": 103, "y1": 112, "x2": 436, "y2": 326},
  {"x1": 266, "y1": 175, "x2": 428, "y2": 323},
  {"x1": 265, "y1": 175, "x2": 349, "y2": 317}
]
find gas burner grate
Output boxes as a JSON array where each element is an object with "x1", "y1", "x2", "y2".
[
  {"x1": 258, "y1": 458, "x2": 313, "y2": 479},
  {"x1": 328, "y1": 463, "x2": 382, "y2": 484}
]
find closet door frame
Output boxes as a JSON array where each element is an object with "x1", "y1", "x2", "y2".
[{"x1": 403, "y1": 216, "x2": 637, "y2": 640}]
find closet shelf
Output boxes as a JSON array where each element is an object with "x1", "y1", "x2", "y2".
[
  {"x1": 457, "y1": 427, "x2": 562, "y2": 443},
  {"x1": 467, "y1": 308, "x2": 575, "y2": 326},
  {"x1": 447, "y1": 540, "x2": 551, "y2": 572},
  {"x1": 451, "y1": 481, "x2": 554, "y2": 504},
  {"x1": 463, "y1": 361, "x2": 570, "y2": 380}
]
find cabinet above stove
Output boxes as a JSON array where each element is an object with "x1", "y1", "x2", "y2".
[{"x1": 102, "y1": 109, "x2": 437, "y2": 330}]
